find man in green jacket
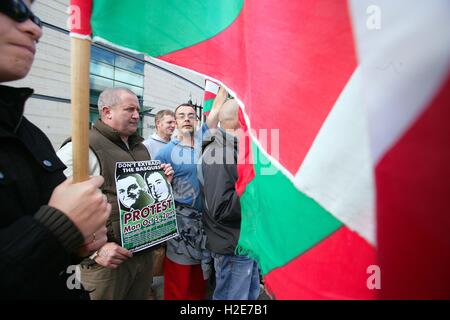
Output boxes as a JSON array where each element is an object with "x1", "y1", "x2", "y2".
[{"x1": 58, "y1": 87, "x2": 173, "y2": 299}]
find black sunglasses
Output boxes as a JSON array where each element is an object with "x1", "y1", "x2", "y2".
[{"x1": 0, "y1": 0, "x2": 42, "y2": 29}]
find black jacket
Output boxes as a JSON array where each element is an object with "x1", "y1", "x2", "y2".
[
  {"x1": 0, "y1": 85, "x2": 85, "y2": 299},
  {"x1": 201, "y1": 128, "x2": 241, "y2": 255}
]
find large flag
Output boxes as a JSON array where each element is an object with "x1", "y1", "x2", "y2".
[{"x1": 70, "y1": 0, "x2": 450, "y2": 299}]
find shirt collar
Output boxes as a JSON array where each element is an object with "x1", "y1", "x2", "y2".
[
  {"x1": 151, "y1": 132, "x2": 170, "y2": 143},
  {"x1": 93, "y1": 119, "x2": 143, "y2": 149},
  {"x1": 0, "y1": 85, "x2": 34, "y2": 134}
]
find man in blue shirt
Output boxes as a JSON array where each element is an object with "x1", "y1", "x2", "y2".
[
  {"x1": 143, "y1": 109, "x2": 176, "y2": 158},
  {"x1": 156, "y1": 87, "x2": 227, "y2": 299}
]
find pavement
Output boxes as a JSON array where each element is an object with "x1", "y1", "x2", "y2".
[{"x1": 149, "y1": 276, "x2": 273, "y2": 300}]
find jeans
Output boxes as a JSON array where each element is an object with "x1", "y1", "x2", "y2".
[{"x1": 212, "y1": 253, "x2": 260, "y2": 300}]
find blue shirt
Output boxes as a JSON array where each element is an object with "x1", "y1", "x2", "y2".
[
  {"x1": 156, "y1": 124, "x2": 209, "y2": 211},
  {"x1": 143, "y1": 133, "x2": 170, "y2": 159}
]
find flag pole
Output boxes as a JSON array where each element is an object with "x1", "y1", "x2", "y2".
[{"x1": 70, "y1": 37, "x2": 90, "y2": 182}]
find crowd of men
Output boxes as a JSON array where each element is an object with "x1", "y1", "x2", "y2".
[{"x1": 0, "y1": 0, "x2": 261, "y2": 300}]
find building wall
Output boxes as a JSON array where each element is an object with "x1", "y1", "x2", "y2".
[
  {"x1": 142, "y1": 57, "x2": 205, "y2": 138},
  {"x1": 5, "y1": 0, "x2": 205, "y2": 150}
]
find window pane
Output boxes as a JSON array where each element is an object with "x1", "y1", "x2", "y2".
[
  {"x1": 91, "y1": 46, "x2": 114, "y2": 65},
  {"x1": 89, "y1": 107, "x2": 100, "y2": 124},
  {"x1": 114, "y1": 68, "x2": 143, "y2": 87},
  {"x1": 126, "y1": 51, "x2": 145, "y2": 61},
  {"x1": 90, "y1": 61, "x2": 114, "y2": 79},
  {"x1": 115, "y1": 55, "x2": 144, "y2": 75},
  {"x1": 89, "y1": 89, "x2": 102, "y2": 105},
  {"x1": 113, "y1": 81, "x2": 143, "y2": 99},
  {"x1": 90, "y1": 75, "x2": 113, "y2": 92}
]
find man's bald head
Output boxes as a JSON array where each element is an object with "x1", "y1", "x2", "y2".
[{"x1": 219, "y1": 99, "x2": 240, "y2": 130}]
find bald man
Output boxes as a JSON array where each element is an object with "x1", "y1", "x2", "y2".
[{"x1": 200, "y1": 99, "x2": 261, "y2": 300}]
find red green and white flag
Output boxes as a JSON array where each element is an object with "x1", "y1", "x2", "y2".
[
  {"x1": 70, "y1": 0, "x2": 450, "y2": 299},
  {"x1": 202, "y1": 80, "x2": 220, "y2": 116}
]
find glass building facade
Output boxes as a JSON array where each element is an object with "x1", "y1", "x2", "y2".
[{"x1": 89, "y1": 45, "x2": 146, "y2": 135}]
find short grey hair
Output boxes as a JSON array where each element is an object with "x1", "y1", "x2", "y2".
[{"x1": 97, "y1": 87, "x2": 136, "y2": 113}]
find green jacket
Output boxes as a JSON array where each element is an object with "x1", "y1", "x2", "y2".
[{"x1": 89, "y1": 120, "x2": 151, "y2": 245}]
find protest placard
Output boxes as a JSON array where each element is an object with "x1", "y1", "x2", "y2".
[{"x1": 115, "y1": 160, "x2": 178, "y2": 252}]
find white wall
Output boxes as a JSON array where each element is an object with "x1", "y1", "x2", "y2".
[{"x1": 142, "y1": 57, "x2": 204, "y2": 139}]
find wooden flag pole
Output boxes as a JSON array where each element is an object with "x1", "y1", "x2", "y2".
[{"x1": 70, "y1": 37, "x2": 91, "y2": 182}]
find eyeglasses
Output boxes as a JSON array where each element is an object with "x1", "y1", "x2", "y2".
[{"x1": 0, "y1": 0, "x2": 42, "y2": 29}]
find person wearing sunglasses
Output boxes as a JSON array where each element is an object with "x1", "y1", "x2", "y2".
[
  {"x1": 0, "y1": 0, "x2": 111, "y2": 299},
  {"x1": 0, "y1": 0, "x2": 42, "y2": 29}
]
